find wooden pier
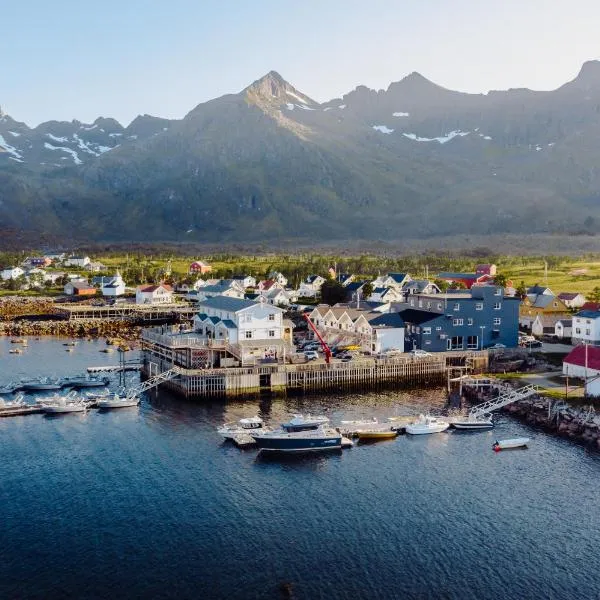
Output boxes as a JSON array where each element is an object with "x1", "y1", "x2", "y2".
[
  {"x1": 142, "y1": 345, "x2": 488, "y2": 399},
  {"x1": 54, "y1": 303, "x2": 198, "y2": 323}
]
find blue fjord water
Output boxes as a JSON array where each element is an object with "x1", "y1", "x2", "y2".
[{"x1": 1, "y1": 337, "x2": 600, "y2": 599}]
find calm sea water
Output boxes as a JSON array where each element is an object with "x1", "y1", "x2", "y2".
[{"x1": 1, "y1": 337, "x2": 600, "y2": 600}]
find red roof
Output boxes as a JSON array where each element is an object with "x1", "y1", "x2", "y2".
[
  {"x1": 564, "y1": 345, "x2": 600, "y2": 370},
  {"x1": 581, "y1": 302, "x2": 600, "y2": 311},
  {"x1": 138, "y1": 284, "x2": 173, "y2": 293}
]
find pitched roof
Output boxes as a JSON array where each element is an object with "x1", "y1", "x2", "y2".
[
  {"x1": 398, "y1": 309, "x2": 441, "y2": 325},
  {"x1": 527, "y1": 285, "x2": 552, "y2": 295},
  {"x1": 558, "y1": 292, "x2": 583, "y2": 300},
  {"x1": 367, "y1": 313, "x2": 405, "y2": 328},
  {"x1": 575, "y1": 310, "x2": 600, "y2": 319},
  {"x1": 138, "y1": 284, "x2": 173, "y2": 293},
  {"x1": 388, "y1": 273, "x2": 408, "y2": 283},
  {"x1": 437, "y1": 272, "x2": 479, "y2": 280},
  {"x1": 564, "y1": 345, "x2": 600, "y2": 370},
  {"x1": 70, "y1": 281, "x2": 94, "y2": 290},
  {"x1": 345, "y1": 281, "x2": 366, "y2": 293},
  {"x1": 582, "y1": 302, "x2": 600, "y2": 312},
  {"x1": 556, "y1": 319, "x2": 572, "y2": 327},
  {"x1": 531, "y1": 295, "x2": 561, "y2": 309},
  {"x1": 197, "y1": 295, "x2": 261, "y2": 312}
]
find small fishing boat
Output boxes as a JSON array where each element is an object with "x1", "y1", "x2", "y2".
[
  {"x1": 96, "y1": 394, "x2": 139, "y2": 409},
  {"x1": 340, "y1": 417, "x2": 378, "y2": 427},
  {"x1": 252, "y1": 426, "x2": 342, "y2": 453},
  {"x1": 356, "y1": 428, "x2": 398, "y2": 441},
  {"x1": 61, "y1": 376, "x2": 110, "y2": 389},
  {"x1": 11, "y1": 338, "x2": 27, "y2": 344},
  {"x1": 41, "y1": 396, "x2": 87, "y2": 414},
  {"x1": 0, "y1": 393, "x2": 27, "y2": 413},
  {"x1": 405, "y1": 414, "x2": 450, "y2": 435},
  {"x1": 100, "y1": 348, "x2": 115, "y2": 353},
  {"x1": 281, "y1": 414, "x2": 330, "y2": 432},
  {"x1": 217, "y1": 416, "x2": 268, "y2": 440},
  {"x1": 452, "y1": 418, "x2": 494, "y2": 430},
  {"x1": 9, "y1": 348, "x2": 23, "y2": 354},
  {"x1": 21, "y1": 378, "x2": 62, "y2": 391},
  {"x1": 493, "y1": 438, "x2": 530, "y2": 451},
  {"x1": 63, "y1": 341, "x2": 77, "y2": 347}
]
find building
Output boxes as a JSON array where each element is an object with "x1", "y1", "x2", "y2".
[
  {"x1": 26, "y1": 257, "x2": 52, "y2": 268},
  {"x1": 562, "y1": 345, "x2": 600, "y2": 378},
  {"x1": 557, "y1": 292, "x2": 586, "y2": 309},
  {"x1": 44, "y1": 271, "x2": 66, "y2": 285},
  {"x1": 475, "y1": 264, "x2": 497, "y2": 276},
  {"x1": 43, "y1": 252, "x2": 66, "y2": 261},
  {"x1": 136, "y1": 284, "x2": 173, "y2": 304},
  {"x1": 572, "y1": 310, "x2": 600, "y2": 346},
  {"x1": 101, "y1": 272, "x2": 126, "y2": 297},
  {"x1": 436, "y1": 272, "x2": 493, "y2": 289},
  {"x1": 268, "y1": 271, "x2": 288, "y2": 287},
  {"x1": 367, "y1": 287, "x2": 404, "y2": 303},
  {"x1": 188, "y1": 281, "x2": 245, "y2": 302},
  {"x1": 64, "y1": 256, "x2": 91, "y2": 268},
  {"x1": 581, "y1": 302, "x2": 600, "y2": 312},
  {"x1": 399, "y1": 285, "x2": 519, "y2": 351},
  {"x1": 192, "y1": 296, "x2": 289, "y2": 364},
  {"x1": 232, "y1": 275, "x2": 257, "y2": 289},
  {"x1": 64, "y1": 280, "x2": 96, "y2": 296},
  {"x1": 402, "y1": 280, "x2": 441, "y2": 296},
  {"x1": 371, "y1": 273, "x2": 411, "y2": 291},
  {"x1": 297, "y1": 275, "x2": 325, "y2": 298},
  {"x1": 519, "y1": 294, "x2": 569, "y2": 328},
  {"x1": 527, "y1": 285, "x2": 553, "y2": 296},
  {"x1": 189, "y1": 261, "x2": 212, "y2": 275},
  {"x1": 531, "y1": 314, "x2": 566, "y2": 338},
  {"x1": 87, "y1": 261, "x2": 107, "y2": 272},
  {"x1": 335, "y1": 273, "x2": 355, "y2": 286},
  {"x1": 1, "y1": 266, "x2": 24, "y2": 281},
  {"x1": 555, "y1": 319, "x2": 573, "y2": 340}
]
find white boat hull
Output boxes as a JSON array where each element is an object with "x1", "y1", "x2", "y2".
[
  {"x1": 43, "y1": 404, "x2": 86, "y2": 413},
  {"x1": 493, "y1": 437, "x2": 530, "y2": 450},
  {"x1": 97, "y1": 399, "x2": 139, "y2": 409},
  {"x1": 406, "y1": 423, "x2": 450, "y2": 435},
  {"x1": 452, "y1": 421, "x2": 494, "y2": 430}
]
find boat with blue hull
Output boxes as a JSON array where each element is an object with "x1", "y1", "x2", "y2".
[{"x1": 251, "y1": 428, "x2": 342, "y2": 453}]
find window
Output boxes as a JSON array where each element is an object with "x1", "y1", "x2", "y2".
[
  {"x1": 467, "y1": 318, "x2": 473, "y2": 326},
  {"x1": 467, "y1": 335, "x2": 478, "y2": 349},
  {"x1": 418, "y1": 299, "x2": 423, "y2": 308},
  {"x1": 494, "y1": 288, "x2": 502, "y2": 296},
  {"x1": 553, "y1": 302, "x2": 558, "y2": 307},
  {"x1": 493, "y1": 318, "x2": 501, "y2": 325},
  {"x1": 493, "y1": 303, "x2": 501, "y2": 310},
  {"x1": 427, "y1": 302, "x2": 431, "y2": 309},
  {"x1": 453, "y1": 318, "x2": 463, "y2": 326},
  {"x1": 454, "y1": 303, "x2": 460, "y2": 311},
  {"x1": 576, "y1": 328, "x2": 581, "y2": 334},
  {"x1": 435, "y1": 326, "x2": 442, "y2": 331},
  {"x1": 450, "y1": 336, "x2": 464, "y2": 350},
  {"x1": 475, "y1": 303, "x2": 483, "y2": 311},
  {"x1": 245, "y1": 331, "x2": 253, "y2": 339},
  {"x1": 268, "y1": 314, "x2": 275, "y2": 321},
  {"x1": 269, "y1": 330, "x2": 275, "y2": 337},
  {"x1": 425, "y1": 340, "x2": 431, "y2": 345},
  {"x1": 437, "y1": 303, "x2": 442, "y2": 310},
  {"x1": 586, "y1": 329, "x2": 591, "y2": 336},
  {"x1": 422, "y1": 327, "x2": 431, "y2": 335},
  {"x1": 410, "y1": 299, "x2": 415, "y2": 307}
]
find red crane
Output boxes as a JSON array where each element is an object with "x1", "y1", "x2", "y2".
[{"x1": 303, "y1": 313, "x2": 332, "y2": 364}]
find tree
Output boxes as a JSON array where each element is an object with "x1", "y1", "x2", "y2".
[
  {"x1": 433, "y1": 278, "x2": 449, "y2": 292},
  {"x1": 516, "y1": 281, "x2": 527, "y2": 298},
  {"x1": 448, "y1": 281, "x2": 466, "y2": 290},
  {"x1": 361, "y1": 282, "x2": 374, "y2": 299},
  {"x1": 320, "y1": 280, "x2": 347, "y2": 306},
  {"x1": 589, "y1": 286, "x2": 600, "y2": 303},
  {"x1": 493, "y1": 273, "x2": 508, "y2": 288}
]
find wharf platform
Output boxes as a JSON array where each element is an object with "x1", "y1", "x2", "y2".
[{"x1": 54, "y1": 303, "x2": 197, "y2": 323}]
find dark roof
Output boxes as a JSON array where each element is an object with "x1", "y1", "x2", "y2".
[
  {"x1": 70, "y1": 281, "x2": 93, "y2": 290},
  {"x1": 198, "y1": 295, "x2": 261, "y2": 312},
  {"x1": 367, "y1": 313, "x2": 405, "y2": 328},
  {"x1": 527, "y1": 285, "x2": 552, "y2": 295},
  {"x1": 398, "y1": 309, "x2": 441, "y2": 325},
  {"x1": 336, "y1": 273, "x2": 352, "y2": 283},
  {"x1": 244, "y1": 293, "x2": 259, "y2": 300},
  {"x1": 345, "y1": 281, "x2": 366, "y2": 293},
  {"x1": 531, "y1": 295, "x2": 559, "y2": 309},
  {"x1": 556, "y1": 319, "x2": 573, "y2": 327},
  {"x1": 209, "y1": 316, "x2": 221, "y2": 324},
  {"x1": 196, "y1": 313, "x2": 208, "y2": 321},
  {"x1": 221, "y1": 319, "x2": 237, "y2": 329},
  {"x1": 437, "y1": 272, "x2": 478, "y2": 280},
  {"x1": 403, "y1": 279, "x2": 438, "y2": 293},
  {"x1": 306, "y1": 275, "x2": 322, "y2": 283},
  {"x1": 388, "y1": 273, "x2": 408, "y2": 283},
  {"x1": 558, "y1": 292, "x2": 582, "y2": 300},
  {"x1": 575, "y1": 310, "x2": 600, "y2": 319}
]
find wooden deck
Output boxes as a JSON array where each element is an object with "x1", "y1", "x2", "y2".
[{"x1": 54, "y1": 303, "x2": 198, "y2": 323}]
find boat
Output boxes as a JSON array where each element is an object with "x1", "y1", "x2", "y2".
[
  {"x1": 356, "y1": 428, "x2": 398, "y2": 440},
  {"x1": 217, "y1": 416, "x2": 268, "y2": 440},
  {"x1": 405, "y1": 414, "x2": 450, "y2": 435},
  {"x1": 281, "y1": 414, "x2": 330, "y2": 432},
  {"x1": 61, "y1": 376, "x2": 110, "y2": 389},
  {"x1": 21, "y1": 378, "x2": 63, "y2": 391},
  {"x1": 41, "y1": 396, "x2": 87, "y2": 414},
  {"x1": 493, "y1": 438, "x2": 530, "y2": 451},
  {"x1": 0, "y1": 393, "x2": 27, "y2": 413},
  {"x1": 340, "y1": 417, "x2": 378, "y2": 426},
  {"x1": 10, "y1": 338, "x2": 27, "y2": 344},
  {"x1": 9, "y1": 348, "x2": 23, "y2": 354},
  {"x1": 452, "y1": 418, "x2": 494, "y2": 430},
  {"x1": 100, "y1": 348, "x2": 115, "y2": 353},
  {"x1": 63, "y1": 341, "x2": 77, "y2": 347},
  {"x1": 251, "y1": 425, "x2": 342, "y2": 453},
  {"x1": 96, "y1": 394, "x2": 140, "y2": 409}
]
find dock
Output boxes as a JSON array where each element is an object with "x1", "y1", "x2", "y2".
[
  {"x1": 0, "y1": 406, "x2": 44, "y2": 418},
  {"x1": 54, "y1": 303, "x2": 198, "y2": 323},
  {"x1": 231, "y1": 434, "x2": 257, "y2": 448},
  {"x1": 87, "y1": 364, "x2": 142, "y2": 373}
]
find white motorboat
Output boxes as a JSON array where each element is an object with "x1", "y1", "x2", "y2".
[
  {"x1": 452, "y1": 418, "x2": 494, "y2": 430},
  {"x1": 340, "y1": 417, "x2": 378, "y2": 426},
  {"x1": 41, "y1": 395, "x2": 87, "y2": 414},
  {"x1": 217, "y1": 416, "x2": 267, "y2": 440},
  {"x1": 96, "y1": 394, "x2": 139, "y2": 409},
  {"x1": 493, "y1": 437, "x2": 530, "y2": 451},
  {"x1": 0, "y1": 393, "x2": 27, "y2": 413},
  {"x1": 405, "y1": 414, "x2": 450, "y2": 435},
  {"x1": 282, "y1": 414, "x2": 330, "y2": 432}
]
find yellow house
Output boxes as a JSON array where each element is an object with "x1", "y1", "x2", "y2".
[{"x1": 519, "y1": 294, "x2": 569, "y2": 328}]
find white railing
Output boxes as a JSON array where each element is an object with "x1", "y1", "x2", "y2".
[{"x1": 469, "y1": 384, "x2": 538, "y2": 419}]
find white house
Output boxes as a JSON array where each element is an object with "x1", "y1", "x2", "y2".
[
  {"x1": 192, "y1": 296, "x2": 290, "y2": 363},
  {"x1": 260, "y1": 288, "x2": 292, "y2": 307},
  {"x1": 187, "y1": 281, "x2": 245, "y2": 302},
  {"x1": 44, "y1": 271, "x2": 66, "y2": 284},
  {"x1": 532, "y1": 315, "x2": 566, "y2": 338},
  {"x1": 557, "y1": 292, "x2": 586, "y2": 309},
  {"x1": 232, "y1": 275, "x2": 257, "y2": 289},
  {"x1": 1, "y1": 266, "x2": 24, "y2": 280},
  {"x1": 268, "y1": 271, "x2": 288, "y2": 287},
  {"x1": 101, "y1": 271, "x2": 126, "y2": 297},
  {"x1": 136, "y1": 284, "x2": 174, "y2": 304},
  {"x1": 367, "y1": 287, "x2": 404, "y2": 303},
  {"x1": 87, "y1": 261, "x2": 107, "y2": 273},
  {"x1": 572, "y1": 310, "x2": 600, "y2": 346},
  {"x1": 64, "y1": 256, "x2": 91, "y2": 268},
  {"x1": 402, "y1": 280, "x2": 441, "y2": 296},
  {"x1": 554, "y1": 319, "x2": 573, "y2": 340},
  {"x1": 297, "y1": 275, "x2": 326, "y2": 298},
  {"x1": 371, "y1": 273, "x2": 411, "y2": 291},
  {"x1": 563, "y1": 345, "x2": 600, "y2": 378}
]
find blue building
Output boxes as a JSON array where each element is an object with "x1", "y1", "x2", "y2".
[{"x1": 398, "y1": 285, "x2": 519, "y2": 351}]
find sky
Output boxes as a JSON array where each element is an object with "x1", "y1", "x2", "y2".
[{"x1": 2, "y1": 0, "x2": 599, "y2": 127}]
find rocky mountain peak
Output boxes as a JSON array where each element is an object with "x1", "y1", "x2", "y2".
[
  {"x1": 567, "y1": 59, "x2": 600, "y2": 91},
  {"x1": 244, "y1": 71, "x2": 317, "y2": 107}
]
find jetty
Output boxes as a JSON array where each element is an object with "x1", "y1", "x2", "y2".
[
  {"x1": 141, "y1": 328, "x2": 488, "y2": 398},
  {"x1": 54, "y1": 303, "x2": 198, "y2": 323}
]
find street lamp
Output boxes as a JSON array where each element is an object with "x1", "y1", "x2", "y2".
[{"x1": 479, "y1": 325, "x2": 485, "y2": 351}]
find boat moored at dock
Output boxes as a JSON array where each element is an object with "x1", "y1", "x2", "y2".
[
  {"x1": 452, "y1": 418, "x2": 494, "y2": 430},
  {"x1": 40, "y1": 395, "x2": 87, "y2": 414},
  {"x1": 21, "y1": 378, "x2": 63, "y2": 391},
  {"x1": 217, "y1": 416, "x2": 268, "y2": 440},
  {"x1": 281, "y1": 414, "x2": 329, "y2": 432},
  {"x1": 405, "y1": 415, "x2": 450, "y2": 435},
  {"x1": 96, "y1": 394, "x2": 140, "y2": 409},
  {"x1": 61, "y1": 376, "x2": 110, "y2": 389},
  {"x1": 356, "y1": 428, "x2": 398, "y2": 441},
  {"x1": 251, "y1": 426, "x2": 343, "y2": 453}
]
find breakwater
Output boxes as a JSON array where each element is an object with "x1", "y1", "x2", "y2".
[
  {"x1": 463, "y1": 382, "x2": 600, "y2": 450},
  {"x1": 0, "y1": 319, "x2": 141, "y2": 339}
]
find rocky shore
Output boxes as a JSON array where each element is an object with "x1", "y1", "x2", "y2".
[
  {"x1": 463, "y1": 383, "x2": 600, "y2": 450},
  {"x1": 0, "y1": 319, "x2": 141, "y2": 339}
]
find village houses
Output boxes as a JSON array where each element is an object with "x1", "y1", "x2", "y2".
[
  {"x1": 189, "y1": 260, "x2": 212, "y2": 275},
  {"x1": 572, "y1": 310, "x2": 600, "y2": 346},
  {"x1": 1, "y1": 266, "x2": 25, "y2": 281},
  {"x1": 64, "y1": 280, "x2": 96, "y2": 296},
  {"x1": 64, "y1": 256, "x2": 91, "y2": 268},
  {"x1": 136, "y1": 284, "x2": 174, "y2": 305},
  {"x1": 557, "y1": 292, "x2": 587, "y2": 309},
  {"x1": 101, "y1": 271, "x2": 126, "y2": 297}
]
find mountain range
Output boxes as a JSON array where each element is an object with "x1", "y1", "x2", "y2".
[{"x1": 2, "y1": 61, "x2": 600, "y2": 245}]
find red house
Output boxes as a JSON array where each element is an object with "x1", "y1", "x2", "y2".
[
  {"x1": 189, "y1": 261, "x2": 212, "y2": 275},
  {"x1": 475, "y1": 264, "x2": 497, "y2": 276},
  {"x1": 436, "y1": 272, "x2": 493, "y2": 289}
]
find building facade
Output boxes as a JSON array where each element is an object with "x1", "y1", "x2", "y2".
[{"x1": 572, "y1": 310, "x2": 600, "y2": 346}]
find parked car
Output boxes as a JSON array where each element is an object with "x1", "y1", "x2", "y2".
[
  {"x1": 409, "y1": 349, "x2": 431, "y2": 357},
  {"x1": 304, "y1": 350, "x2": 319, "y2": 361},
  {"x1": 489, "y1": 343, "x2": 506, "y2": 349}
]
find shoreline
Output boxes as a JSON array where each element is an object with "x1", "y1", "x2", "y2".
[{"x1": 0, "y1": 319, "x2": 141, "y2": 340}]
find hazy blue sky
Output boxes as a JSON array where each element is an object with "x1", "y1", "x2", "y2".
[{"x1": 3, "y1": 0, "x2": 599, "y2": 126}]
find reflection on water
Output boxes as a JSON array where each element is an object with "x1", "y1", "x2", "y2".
[{"x1": 2, "y1": 337, "x2": 600, "y2": 600}]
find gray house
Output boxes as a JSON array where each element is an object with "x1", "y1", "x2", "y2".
[{"x1": 399, "y1": 285, "x2": 520, "y2": 352}]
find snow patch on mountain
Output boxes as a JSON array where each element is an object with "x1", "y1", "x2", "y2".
[
  {"x1": 46, "y1": 133, "x2": 68, "y2": 143},
  {"x1": 402, "y1": 130, "x2": 469, "y2": 144},
  {"x1": 285, "y1": 103, "x2": 294, "y2": 111},
  {"x1": 297, "y1": 104, "x2": 315, "y2": 111},
  {"x1": 0, "y1": 134, "x2": 23, "y2": 159},
  {"x1": 287, "y1": 90, "x2": 307, "y2": 104},
  {"x1": 44, "y1": 142, "x2": 82, "y2": 165},
  {"x1": 8, "y1": 131, "x2": 21, "y2": 137},
  {"x1": 80, "y1": 124, "x2": 98, "y2": 131},
  {"x1": 373, "y1": 125, "x2": 394, "y2": 134},
  {"x1": 338, "y1": 104, "x2": 346, "y2": 109},
  {"x1": 392, "y1": 112, "x2": 409, "y2": 117}
]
